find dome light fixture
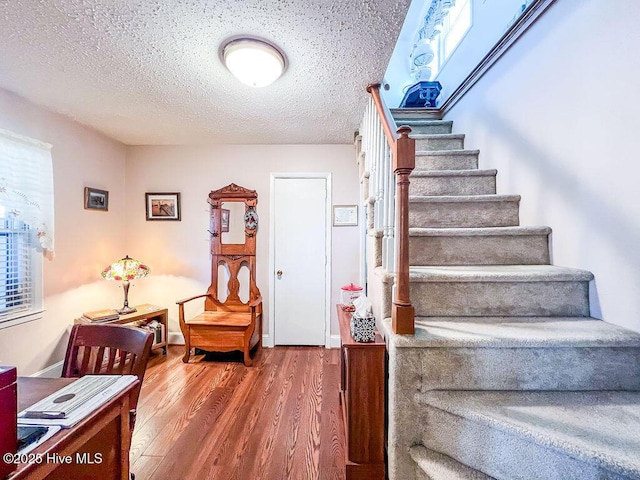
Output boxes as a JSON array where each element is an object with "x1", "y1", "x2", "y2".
[{"x1": 222, "y1": 37, "x2": 286, "y2": 88}]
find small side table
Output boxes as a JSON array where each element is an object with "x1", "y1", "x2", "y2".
[{"x1": 76, "y1": 304, "x2": 168, "y2": 355}]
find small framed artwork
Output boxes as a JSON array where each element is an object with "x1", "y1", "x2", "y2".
[
  {"x1": 145, "y1": 192, "x2": 181, "y2": 221},
  {"x1": 221, "y1": 209, "x2": 230, "y2": 232},
  {"x1": 84, "y1": 187, "x2": 109, "y2": 211},
  {"x1": 333, "y1": 205, "x2": 358, "y2": 226}
]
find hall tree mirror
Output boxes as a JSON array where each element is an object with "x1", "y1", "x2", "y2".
[{"x1": 221, "y1": 201, "x2": 246, "y2": 244}]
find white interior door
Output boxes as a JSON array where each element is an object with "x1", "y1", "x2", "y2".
[{"x1": 273, "y1": 177, "x2": 327, "y2": 345}]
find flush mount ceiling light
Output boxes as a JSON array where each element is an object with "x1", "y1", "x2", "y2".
[{"x1": 222, "y1": 37, "x2": 286, "y2": 88}]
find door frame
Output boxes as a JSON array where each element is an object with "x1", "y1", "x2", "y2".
[{"x1": 268, "y1": 172, "x2": 332, "y2": 348}]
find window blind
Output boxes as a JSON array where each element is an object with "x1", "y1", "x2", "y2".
[
  {"x1": 0, "y1": 221, "x2": 32, "y2": 321},
  {"x1": 0, "y1": 128, "x2": 53, "y2": 326}
]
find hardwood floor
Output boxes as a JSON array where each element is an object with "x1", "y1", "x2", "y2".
[{"x1": 130, "y1": 346, "x2": 346, "y2": 480}]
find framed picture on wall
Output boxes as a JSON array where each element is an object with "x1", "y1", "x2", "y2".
[
  {"x1": 145, "y1": 192, "x2": 181, "y2": 221},
  {"x1": 84, "y1": 187, "x2": 109, "y2": 211},
  {"x1": 333, "y1": 205, "x2": 358, "y2": 226}
]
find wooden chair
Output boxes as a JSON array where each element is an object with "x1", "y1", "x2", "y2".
[
  {"x1": 177, "y1": 183, "x2": 262, "y2": 366},
  {"x1": 62, "y1": 324, "x2": 153, "y2": 480},
  {"x1": 62, "y1": 323, "x2": 154, "y2": 412}
]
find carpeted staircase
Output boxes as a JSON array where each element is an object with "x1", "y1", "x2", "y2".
[{"x1": 379, "y1": 109, "x2": 640, "y2": 480}]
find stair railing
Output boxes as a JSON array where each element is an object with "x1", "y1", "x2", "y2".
[{"x1": 364, "y1": 84, "x2": 415, "y2": 334}]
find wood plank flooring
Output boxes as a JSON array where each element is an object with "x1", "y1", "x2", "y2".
[{"x1": 130, "y1": 346, "x2": 345, "y2": 480}]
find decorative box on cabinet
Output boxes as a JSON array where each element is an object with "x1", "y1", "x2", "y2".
[{"x1": 337, "y1": 305, "x2": 386, "y2": 480}]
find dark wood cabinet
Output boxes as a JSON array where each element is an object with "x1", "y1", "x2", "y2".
[{"x1": 337, "y1": 305, "x2": 386, "y2": 480}]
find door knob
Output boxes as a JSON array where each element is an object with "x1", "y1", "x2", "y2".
[{"x1": 276, "y1": 270, "x2": 283, "y2": 278}]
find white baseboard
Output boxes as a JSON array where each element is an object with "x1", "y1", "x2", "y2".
[
  {"x1": 168, "y1": 331, "x2": 185, "y2": 345},
  {"x1": 329, "y1": 334, "x2": 341, "y2": 349},
  {"x1": 31, "y1": 360, "x2": 63, "y2": 378}
]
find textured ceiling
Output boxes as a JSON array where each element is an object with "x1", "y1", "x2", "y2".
[{"x1": 0, "y1": 0, "x2": 412, "y2": 145}]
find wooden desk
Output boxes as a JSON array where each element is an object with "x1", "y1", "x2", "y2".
[
  {"x1": 7, "y1": 377, "x2": 137, "y2": 480},
  {"x1": 77, "y1": 304, "x2": 168, "y2": 354},
  {"x1": 337, "y1": 305, "x2": 386, "y2": 480}
]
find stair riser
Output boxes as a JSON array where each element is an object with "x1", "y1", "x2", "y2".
[
  {"x1": 411, "y1": 446, "x2": 495, "y2": 480},
  {"x1": 416, "y1": 153, "x2": 478, "y2": 170},
  {"x1": 406, "y1": 123, "x2": 453, "y2": 135},
  {"x1": 409, "y1": 234, "x2": 550, "y2": 265},
  {"x1": 415, "y1": 136, "x2": 464, "y2": 151},
  {"x1": 410, "y1": 281, "x2": 590, "y2": 317},
  {"x1": 410, "y1": 174, "x2": 496, "y2": 196},
  {"x1": 418, "y1": 347, "x2": 640, "y2": 391},
  {"x1": 409, "y1": 201, "x2": 520, "y2": 228},
  {"x1": 419, "y1": 406, "x2": 630, "y2": 480}
]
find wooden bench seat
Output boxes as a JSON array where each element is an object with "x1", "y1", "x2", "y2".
[{"x1": 186, "y1": 311, "x2": 253, "y2": 327}]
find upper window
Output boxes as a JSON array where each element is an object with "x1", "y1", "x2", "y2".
[
  {"x1": 0, "y1": 129, "x2": 54, "y2": 329},
  {"x1": 429, "y1": 0, "x2": 472, "y2": 79},
  {"x1": 442, "y1": 0, "x2": 472, "y2": 60}
]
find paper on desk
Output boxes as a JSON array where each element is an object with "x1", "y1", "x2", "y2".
[
  {"x1": 17, "y1": 426, "x2": 62, "y2": 454},
  {"x1": 18, "y1": 375, "x2": 137, "y2": 428}
]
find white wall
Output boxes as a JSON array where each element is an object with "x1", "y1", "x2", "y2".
[
  {"x1": 124, "y1": 145, "x2": 360, "y2": 344},
  {"x1": 446, "y1": 0, "x2": 640, "y2": 332},
  {"x1": 0, "y1": 89, "x2": 128, "y2": 375}
]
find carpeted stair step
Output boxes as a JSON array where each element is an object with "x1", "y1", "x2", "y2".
[
  {"x1": 410, "y1": 445, "x2": 495, "y2": 480},
  {"x1": 416, "y1": 390, "x2": 640, "y2": 480},
  {"x1": 409, "y1": 265, "x2": 593, "y2": 317},
  {"x1": 416, "y1": 150, "x2": 480, "y2": 170},
  {"x1": 391, "y1": 107, "x2": 440, "y2": 123},
  {"x1": 386, "y1": 316, "x2": 640, "y2": 391},
  {"x1": 409, "y1": 226, "x2": 550, "y2": 265},
  {"x1": 413, "y1": 133, "x2": 465, "y2": 151},
  {"x1": 409, "y1": 195, "x2": 520, "y2": 228},
  {"x1": 410, "y1": 169, "x2": 497, "y2": 196},
  {"x1": 396, "y1": 120, "x2": 453, "y2": 135}
]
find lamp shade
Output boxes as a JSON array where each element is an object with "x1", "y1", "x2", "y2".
[
  {"x1": 101, "y1": 255, "x2": 149, "y2": 281},
  {"x1": 222, "y1": 38, "x2": 285, "y2": 88},
  {"x1": 101, "y1": 255, "x2": 149, "y2": 314}
]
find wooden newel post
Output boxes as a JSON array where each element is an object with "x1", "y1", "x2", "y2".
[{"x1": 392, "y1": 126, "x2": 415, "y2": 334}]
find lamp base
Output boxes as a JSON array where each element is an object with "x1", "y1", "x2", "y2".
[{"x1": 117, "y1": 306, "x2": 137, "y2": 315}]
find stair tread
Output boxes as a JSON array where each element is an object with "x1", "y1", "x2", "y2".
[
  {"x1": 410, "y1": 226, "x2": 551, "y2": 236},
  {"x1": 411, "y1": 169, "x2": 497, "y2": 177},
  {"x1": 384, "y1": 317, "x2": 640, "y2": 348},
  {"x1": 391, "y1": 107, "x2": 439, "y2": 114},
  {"x1": 396, "y1": 119, "x2": 453, "y2": 126},
  {"x1": 410, "y1": 133, "x2": 465, "y2": 139},
  {"x1": 416, "y1": 149, "x2": 479, "y2": 156},
  {"x1": 409, "y1": 194, "x2": 520, "y2": 203},
  {"x1": 417, "y1": 390, "x2": 640, "y2": 477},
  {"x1": 409, "y1": 265, "x2": 594, "y2": 282}
]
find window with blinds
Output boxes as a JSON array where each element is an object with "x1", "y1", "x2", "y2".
[
  {"x1": 0, "y1": 127, "x2": 53, "y2": 329},
  {"x1": 0, "y1": 218, "x2": 33, "y2": 321}
]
